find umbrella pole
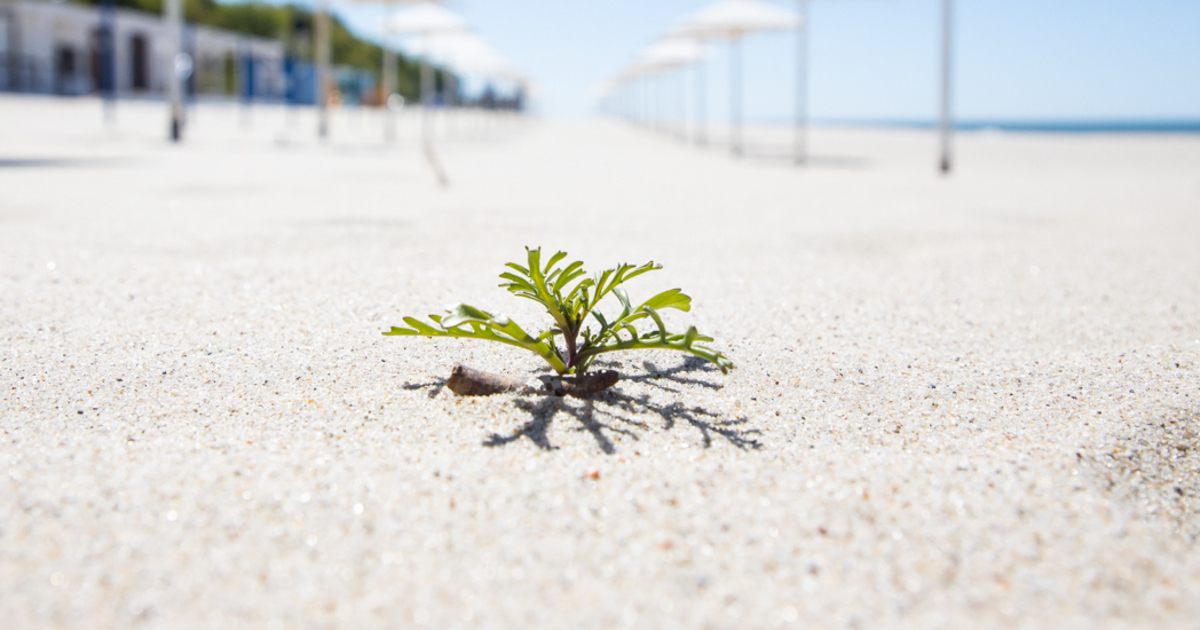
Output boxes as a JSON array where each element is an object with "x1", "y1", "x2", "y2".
[
  {"x1": 648, "y1": 76, "x2": 654, "y2": 131},
  {"x1": 316, "y1": 0, "x2": 330, "y2": 139},
  {"x1": 677, "y1": 68, "x2": 685, "y2": 142},
  {"x1": 164, "y1": 0, "x2": 183, "y2": 141},
  {"x1": 632, "y1": 80, "x2": 638, "y2": 126},
  {"x1": 100, "y1": 0, "x2": 116, "y2": 124},
  {"x1": 640, "y1": 76, "x2": 647, "y2": 130},
  {"x1": 418, "y1": 53, "x2": 448, "y2": 186},
  {"x1": 730, "y1": 34, "x2": 742, "y2": 157},
  {"x1": 633, "y1": 78, "x2": 639, "y2": 126},
  {"x1": 643, "y1": 76, "x2": 650, "y2": 129},
  {"x1": 652, "y1": 74, "x2": 659, "y2": 134},
  {"x1": 658, "y1": 73, "x2": 665, "y2": 135},
  {"x1": 420, "y1": 55, "x2": 432, "y2": 141},
  {"x1": 695, "y1": 58, "x2": 706, "y2": 148},
  {"x1": 939, "y1": 0, "x2": 954, "y2": 173},
  {"x1": 795, "y1": 0, "x2": 809, "y2": 166},
  {"x1": 382, "y1": 33, "x2": 396, "y2": 143},
  {"x1": 448, "y1": 73, "x2": 459, "y2": 138}
]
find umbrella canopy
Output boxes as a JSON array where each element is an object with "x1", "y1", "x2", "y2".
[
  {"x1": 405, "y1": 31, "x2": 519, "y2": 79},
  {"x1": 672, "y1": 0, "x2": 800, "y2": 39},
  {"x1": 386, "y1": 3, "x2": 468, "y2": 34},
  {"x1": 668, "y1": 0, "x2": 801, "y2": 157},
  {"x1": 634, "y1": 37, "x2": 706, "y2": 72}
]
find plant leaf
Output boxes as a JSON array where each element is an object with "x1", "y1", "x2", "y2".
[
  {"x1": 441, "y1": 303, "x2": 494, "y2": 328},
  {"x1": 639, "y1": 288, "x2": 692, "y2": 313}
]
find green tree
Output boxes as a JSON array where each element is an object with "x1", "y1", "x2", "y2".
[{"x1": 73, "y1": 0, "x2": 445, "y2": 95}]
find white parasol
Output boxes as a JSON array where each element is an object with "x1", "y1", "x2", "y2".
[
  {"x1": 672, "y1": 0, "x2": 800, "y2": 156},
  {"x1": 386, "y1": 2, "x2": 470, "y2": 111},
  {"x1": 334, "y1": 0, "x2": 443, "y2": 142},
  {"x1": 631, "y1": 38, "x2": 706, "y2": 138}
]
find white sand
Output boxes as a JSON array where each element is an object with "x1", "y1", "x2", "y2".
[{"x1": 2, "y1": 96, "x2": 1199, "y2": 628}]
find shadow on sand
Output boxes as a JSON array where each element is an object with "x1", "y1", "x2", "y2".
[
  {"x1": 0, "y1": 157, "x2": 128, "y2": 168},
  {"x1": 742, "y1": 147, "x2": 872, "y2": 169},
  {"x1": 482, "y1": 356, "x2": 762, "y2": 454},
  {"x1": 690, "y1": 139, "x2": 872, "y2": 169},
  {"x1": 401, "y1": 379, "x2": 446, "y2": 398}
]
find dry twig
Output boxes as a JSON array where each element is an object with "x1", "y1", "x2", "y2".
[{"x1": 446, "y1": 364, "x2": 618, "y2": 398}]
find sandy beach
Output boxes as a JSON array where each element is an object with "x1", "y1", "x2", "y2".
[{"x1": 2, "y1": 95, "x2": 1199, "y2": 628}]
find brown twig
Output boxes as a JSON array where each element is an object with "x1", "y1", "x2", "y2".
[{"x1": 445, "y1": 364, "x2": 618, "y2": 399}]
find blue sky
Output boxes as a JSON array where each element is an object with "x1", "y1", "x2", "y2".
[{"x1": 322, "y1": 0, "x2": 1200, "y2": 120}]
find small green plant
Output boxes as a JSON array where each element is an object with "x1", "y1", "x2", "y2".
[{"x1": 384, "y1": 247, "x2": 733, "y2": 376}]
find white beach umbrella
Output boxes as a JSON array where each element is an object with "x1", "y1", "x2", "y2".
[
  {"x1": 335, "y1": 0, "x2": 443, "y2": 142},
  {"x1": 384, "y1": 2, "x2": 472, "y2": 185},
  {"x1": 673, "y1": 0, "x2": 799, "y2": 38},
  {"x1": 785, "y1": 0, "x2": 888, "y2": 166},
  {"x1": 309, "y1": 0, "x2": 438, "y2": 140},
  {"x1": 387, "y1": 2, "x2": 470, "y2": 109},
  {"x1": 672, "y1": 0, "x2": 800, "y2": 156},
  {"x1": 386, "y1": 3, "x2": 468, "y2": 35},
  {"x1": 413, "y1": 31, "x2": 518, "y2": 79},
  {"x1": 632, "y1": 38, "x2": 706, "y2": 138},
  {"x1": 400, "y1": 29, "x2": 526, "y2": 114},
  {"x1": 635, "y1": 38, "x2": 706, "y2": 71}
]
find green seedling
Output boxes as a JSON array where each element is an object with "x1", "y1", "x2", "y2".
[{"x1": 384, "y1": 247, "x2": 733, "y2": 376}]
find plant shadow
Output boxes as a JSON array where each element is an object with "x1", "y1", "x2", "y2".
[
  {"x1": 482, "y1": 356, "x2": 762, "y2": 454},
  {"x1": 402, "y1": 379, "x2": 446, "y2": 398}
]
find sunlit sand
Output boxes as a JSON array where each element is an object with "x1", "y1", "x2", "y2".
[{"x1": 2, "y1": 95, "x2": 1199, "y2": 627}]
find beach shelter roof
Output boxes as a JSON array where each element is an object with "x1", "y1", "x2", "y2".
[
  {"x1": 671, "y1": 0, "x2": 801, "y2": 39},
  {"x1": 386, "y1": 3, "x2": 468, "y2": 34}
]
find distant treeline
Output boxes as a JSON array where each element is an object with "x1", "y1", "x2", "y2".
[{"x1": 73, "y1": 0, "x2": 453, "y2": 101}]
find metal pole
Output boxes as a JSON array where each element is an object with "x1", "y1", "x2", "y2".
[
  {"x1": 645, "y1": 75, "x2": 651, "y2": 129},
  {"x1": 448, "y1": 72, "x2": 459, "y2": 138},
  {"x1": 382, "y1": 34, "x2": 396, "y2": 142},
  {"x1": 939, "y1": 0, "x2": 953, "y2": 173},
  {"x1": 695, "y1": 56, "x2": 706, "y2": 147},
  {"x1": 636, "y1": 78, "x2": 641, "y2": 126},
  {"x1": 99, "y1": 0, "x2": 116, "y2": 123},
  {"x1": 795, "y1": 0, "x2": 809, "y2": 165},
  {"x1": 316, "y1": 0, "x2": 331, "y2": 139},
  {"x1": 656, "y1": 72, "x2": 663, "y2": 134},
  {"x1": 730, "y1": 34, "x2": 742, "y2": 157},
  {"x1": 420, "y1": 52, "x2": 432, "y2": 140},
  {"x1": 676, "y1": 68, "x2": 686, "y2": 142},
  {"x1": 240, "y1": 41, "x2": 252, "y2": 130},
  {"x1": 164, "y1": 0, "x2": 183, "y2": 141}
]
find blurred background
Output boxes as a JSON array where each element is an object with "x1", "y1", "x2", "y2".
[{"x1": 2, "y1": 0, "x2": 1197, "y2": 146}]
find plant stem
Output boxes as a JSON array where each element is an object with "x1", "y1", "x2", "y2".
[{"x1": 563, "y1": 327, "x2": 579, "y2": 372}]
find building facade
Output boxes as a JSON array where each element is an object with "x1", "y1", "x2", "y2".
[{"x1": 0, "y1": 0, "x2": 286, "y2": 100}]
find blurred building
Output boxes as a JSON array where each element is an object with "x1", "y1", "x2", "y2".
[{"x1": 0, "y1": 0, "x2": 285, "y2": 100}]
